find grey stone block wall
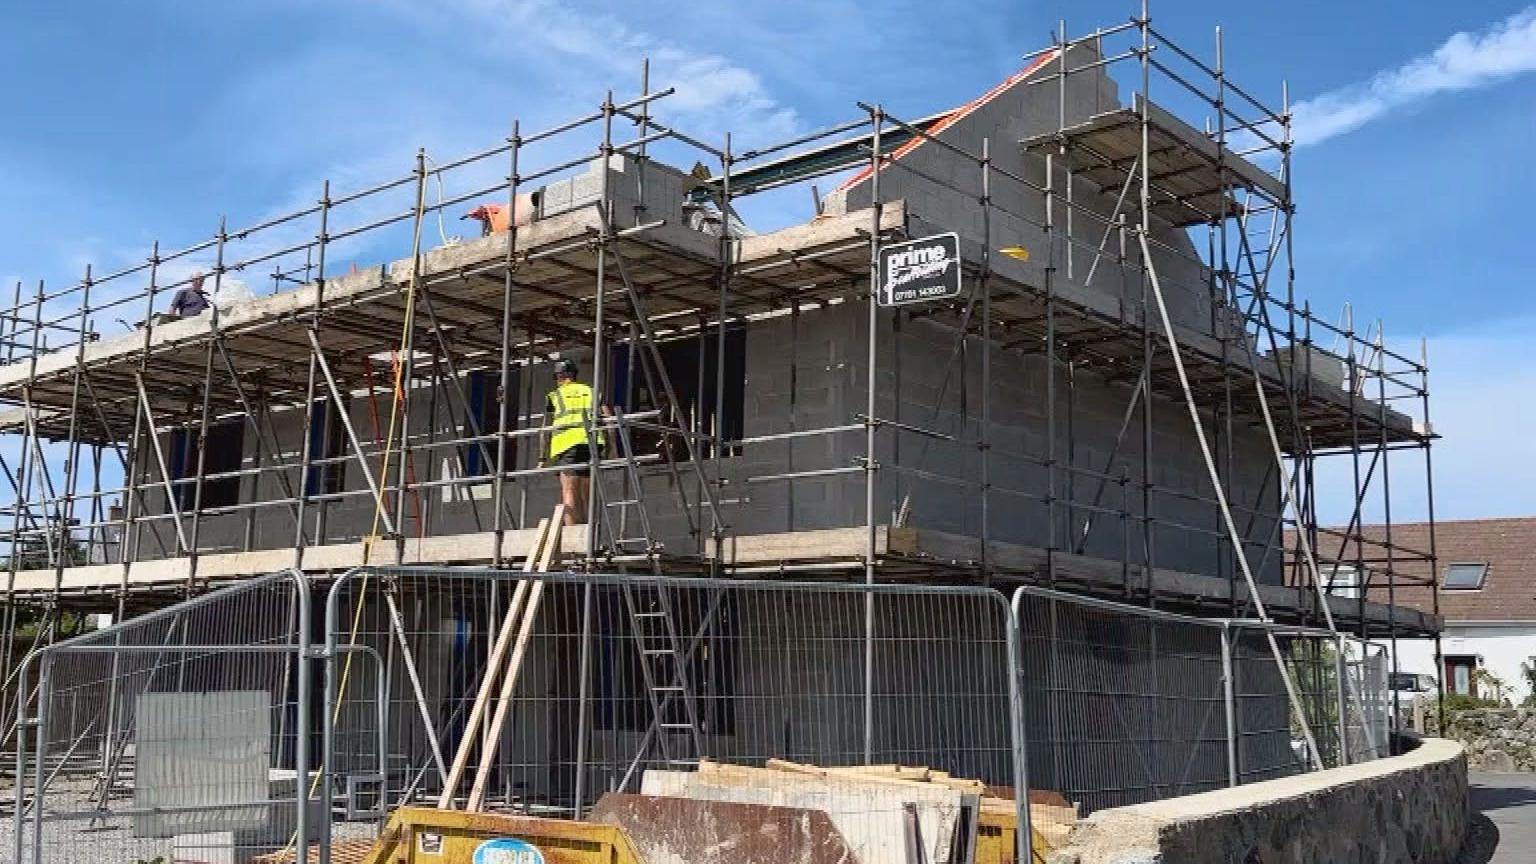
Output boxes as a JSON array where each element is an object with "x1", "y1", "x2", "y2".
[{"x1": 1049, "y1": 738, "x2": 1469, "y2": 864}]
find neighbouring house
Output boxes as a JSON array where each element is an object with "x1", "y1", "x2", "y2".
[{"x1": 1353, "y1": 518, "x2": 1536, "y2": 705}]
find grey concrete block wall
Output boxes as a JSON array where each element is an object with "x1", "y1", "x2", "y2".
[
  {"x1": 537, "y1": 153, "x2": 691, "y2": 230},
  {"x1": 131, "y1": 42, "x2": 1282, "y2": 584},
  {"x1": 822, "y1": 41, "x2": 1225, "y2": 344},
  {"x1": 142, "y1": 285, "x2": 1279, "y2": 585},
  {"x1": 770, "y1": 300, "x2": 1281, "y2": 583}
]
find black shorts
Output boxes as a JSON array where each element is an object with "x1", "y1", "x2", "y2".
[{"x1": 553, "y1": 444, "x2": 592, "y2": 476}]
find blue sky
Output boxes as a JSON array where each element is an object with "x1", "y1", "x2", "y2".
[{"x1": 1, "y1": 0, "x2": 1534, "y2": 524}]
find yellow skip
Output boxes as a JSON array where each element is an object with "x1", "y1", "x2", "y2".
[{"x1": 356, "y1": 806, "x2": 644, "y2": 864}]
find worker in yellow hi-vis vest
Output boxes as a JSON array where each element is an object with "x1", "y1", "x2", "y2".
[{"x1": 539, "y1": 358, "x2": 608, "y2": 526}]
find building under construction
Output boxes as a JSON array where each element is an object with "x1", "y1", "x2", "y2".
[{"x1": 0, "y1": 7, "x2": 1445, "y2": 856}]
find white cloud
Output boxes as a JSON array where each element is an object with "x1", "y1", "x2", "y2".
[
  {"x1": 1291, "y1": 6, "x2": 1536, "y2": 146},
  {"x1": 141, "y1": 0, "x2": 806, "y2": 309},
  {"x1": 372, "y1": 0, "x2": 800, "y2": 147}
]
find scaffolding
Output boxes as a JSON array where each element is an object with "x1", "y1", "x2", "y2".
[{"x1": 0, "y1": 3, "x2": 1441, "y2": 747}]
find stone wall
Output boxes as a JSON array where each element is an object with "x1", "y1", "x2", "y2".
[
  {"x1": 1048, "y1": 738, "x2": 1468, "y2": 864},
  {"x1": 1432, "y1": 707, "x2": 1536, "y2": 773}
]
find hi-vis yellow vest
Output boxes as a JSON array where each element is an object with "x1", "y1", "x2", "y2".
[{"x1": 547, "y1": 381, "x2": 604, "y2": 458}]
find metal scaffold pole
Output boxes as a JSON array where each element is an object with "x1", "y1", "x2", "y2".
[
  {"x1": 863, "y1": 103, "x2": 884, "y2": 766},
  {"x1": 1422, "y1": 337, "x2": 1444, "y2": 732},
  {"x1": 573, "y1": 90, "x2": 616, "y2": 818},
  {"x1": 980, "y1": 137, "x2": 993, "y2": 581},
  {"x1": 492, "y1": 120, "x2": 523, "y2": 568},
  {"x1": 1133, "y1": 0, "x2": 1322, "y2": 768},
  {"x1": 392, "y1": 149, "x2": 431, "y2": 565},
  {"x1": 292, "y1": 182, "x2": 329, "y2": 564},
  {"x1": 185, "y1": 219, "x2": 228, "y2": 586}
]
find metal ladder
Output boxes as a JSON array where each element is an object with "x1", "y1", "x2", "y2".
[
  {"x1": 621, "y1": 578, "x2": 707, "y2": 768},
  {"x1": 598, "y1": 411, "x2": 657, "y2": 555},
  {"x1": 589, "y1": 410, "x2": 711, "y2": 768}
]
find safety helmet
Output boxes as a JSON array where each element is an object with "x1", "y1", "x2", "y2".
[{"x1": 554, "y1": 358, "x2": 579, "y2": 379}]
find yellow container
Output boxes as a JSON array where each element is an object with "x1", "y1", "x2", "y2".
[{"x1": 360, "y1": 807, "x2": 644, "y2": 864}]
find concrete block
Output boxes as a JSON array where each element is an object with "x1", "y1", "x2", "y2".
[{"x1": 539, "y1": 178, "x2": 574, "y2": 216}]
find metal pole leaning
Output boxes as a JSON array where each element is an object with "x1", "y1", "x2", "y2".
[
  {"x1": 1136, "y1": 229, "x2": 1323, "y2": 770},
  {"x1": 384, "y1": 589, "x2": 449, "y2": 786},
  {"x1": 1421, "y1": 337, "x2": 1445, "y2": 735},
  {"x1": 134, "y1": 374, "x2": 191, "y2": 553},
  {"x1": 186, "y1": 217, "x2": 228, "y2": 585},
  {"x1": 392, "y1": 149, "x2": 430, "y2": 564},
  {"x1": 51, "y1": 265, "x2": 92, "y2": 597},
  {"x1": 307, "y1": 330, "x2": 398, "y2": 538}
]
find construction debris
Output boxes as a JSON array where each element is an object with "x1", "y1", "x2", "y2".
[{"x1": 350, "y1": 757, "x2": 1071, "y2": 863}]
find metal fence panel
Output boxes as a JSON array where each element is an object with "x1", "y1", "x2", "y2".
[
  {"x1": 323, "y1": 567, "x2": 1024, "y2": 861},
  {"x1": 7, "y1": 571, "x2": 313, "y2": 864},
  {"x1": 2, "y1": 567, "x2": 1397, "y2": 863},
  {"x1": 1014, "y1": 589, "x2": 1230, "y2": 813},
  {"x1": 1012, "y1": 586, "x2": 1390, "y2": 815},
  {"x1": 1343, "y1": 640, "x2": 1391, "y2": 761},
  {"x1": 1232, "y1": 626, "x2": 1334, "y2": 782}
]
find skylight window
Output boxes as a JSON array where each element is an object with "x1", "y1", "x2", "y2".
[{"x1": 1442, "y1": 562, "x2": 1488, "y2": 591}]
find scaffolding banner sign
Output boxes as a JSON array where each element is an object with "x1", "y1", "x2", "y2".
[{"x1": 879, "y1": 232, "x2": 961, "y2": 306}]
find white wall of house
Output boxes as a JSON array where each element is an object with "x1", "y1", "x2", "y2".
[{"x1": 1381, "y1": 624, "x2": 1536, "y2": 704}]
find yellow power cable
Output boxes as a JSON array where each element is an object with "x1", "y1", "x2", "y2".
[{"x1": 287, "y1": 153, "x2": 429, "y2": 856}]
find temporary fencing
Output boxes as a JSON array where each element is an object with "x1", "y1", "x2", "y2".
[
  {"x1": 7, "y1": 571, "x2": 327, "y2": 864},
  {"x1": 1013, "y1": 584, "x2": 1390, "y2": 814},
  {"x1": 5, "y1": 567, "x2": 1392, "y2": 863}
]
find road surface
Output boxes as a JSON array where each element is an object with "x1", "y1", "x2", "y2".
[{"x1": 1469, "y1": 772, "x2": 1536, "y2": 863}]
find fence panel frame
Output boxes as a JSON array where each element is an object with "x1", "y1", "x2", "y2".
[
  {"x1": 10, "y1": 569, "x2": 316, "y2": 864},
  {"x1": 323, "y1": 565, "x2": 1033, "y2": 864},
  {"x1": 1011, "y1": 584, "x2": 1387, "y2": 816}
]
